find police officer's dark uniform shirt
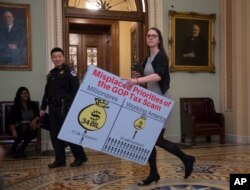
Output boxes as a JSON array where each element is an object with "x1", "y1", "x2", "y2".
[{"x1": 41, "y1": 64, "x2": 78, "y2": 110}]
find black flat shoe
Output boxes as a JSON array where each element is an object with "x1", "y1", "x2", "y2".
[
  {"x1": 19, "y1": 151, "x2": 27, "y2": 158},
  {"x1": 48, "y1": 160, "x2": 66, "y2": 168},
  {"x1": 17, "y1": 149, "x2": 27, "y2": 158},
  {"x1": 70, "y1": 157, "x2": 88, "y2": 167},
  {"x1": 184, "y1": 155, "x2": 195, "y2": 179},
  {"x1": 10, "y1": 152, "x2": 19, "y2": 159},
  {"x1": 137, "y1": 174, "x2": 160, "y2": 186}
]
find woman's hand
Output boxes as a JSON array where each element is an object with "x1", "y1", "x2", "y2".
[
  {"x1": 30, "y1": 117, "x2": 40, "y2": 130},
  {"x1": 11, "y1": 128, "x2": 17, "y2": 139},
  {"x1": 9, "y1": 124, "x2": 17, "y2": 138},
  {"x1": 30, "y1": 123, "x2": 38, "y2": 130},
  {"x1": 131, "y1": 71, "x2": 141, "y2": 78},
  {"x1": 125, "y1": 78, "x2": 138, "y2": 86},
  {"x1": 40, "y1": 110, "x2": 45, "y2": 117}
]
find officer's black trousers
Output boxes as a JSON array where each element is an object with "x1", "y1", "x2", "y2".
[{"x1": 49, "y1": 104, "x2": 86, "y2": 162}]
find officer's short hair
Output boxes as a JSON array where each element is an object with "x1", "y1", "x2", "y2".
[{"x1": 51, "y1": 47, "x2": 64, "y2": 56}]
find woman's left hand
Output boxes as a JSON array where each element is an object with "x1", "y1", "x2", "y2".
[
  {"x1": 131, "y1": 71, "x2": 141, "y2": 78},
  {"x1": 125, "y1": 78, "x2": 138, "y2": 86},
  {"x1": 30, "y1": 117, "x2": 40, "y2": 130},
  {"x1": 30, "y1": 123, "x2": 38, "y2": 130}
]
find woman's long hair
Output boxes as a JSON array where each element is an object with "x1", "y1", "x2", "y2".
[{"x1": 14, "y1": 87, "x2": 31, "y2": 107}]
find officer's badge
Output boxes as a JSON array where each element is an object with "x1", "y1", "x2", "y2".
[
  {"x1": 60, "y1": 70, "x2": 64, "y2": 75},
  {"x1": 71, "y1": 70, "x2": 77, "y2": 76}
]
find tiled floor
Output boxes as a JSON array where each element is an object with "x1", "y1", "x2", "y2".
[{"x1": 1, "y1": 143, "x2": 250, "y2": 190}]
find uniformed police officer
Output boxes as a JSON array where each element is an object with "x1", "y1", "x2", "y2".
[{"x1": 40, "y1": 47, "x2": 87, "y2": 168}]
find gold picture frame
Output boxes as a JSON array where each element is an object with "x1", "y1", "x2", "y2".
[
  {"x1": 0, "y1": 2, "x2": 32, "y2": 71},
  {"x1": 168, "y1": 11, "x2": 215, "y2": 72}
]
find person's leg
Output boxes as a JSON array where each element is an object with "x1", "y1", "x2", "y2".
[
  {"x1": 69, "y1": 143, "x2": 88, "y2": 167},
  {"x1": 48, "y1": 105, "x2": 66, "y2": 168},
  {"x1": 10, "y1": 126, "x2": 24, "y2": 158},
  {"x1": 138, "y1": 147, "x2": 160, "y2": 186},
  {"x1": 50, "y1": 137, "x2": 66, "y2": 162},
  {"x1": 156, "y1": 130, "x2": 187, "y2": 161},
  {"x1": 18, "y1": 128, "x2": 37, "y2": 158},
  {"x1": 10, "y1": 138, "x2": 21, "y2": 159},
  {"x1": 148, "y1": 147, "x2": 158, "y2": 177},
  {"x1": 156, "y1": 129, "x2": 195, "y2": 179}
]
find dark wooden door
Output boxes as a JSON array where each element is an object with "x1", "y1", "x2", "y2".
[
  {"x1": 69, "y1": 21, "x2": 118, "y2": 81},
  {"x1": 80, "y1": 33, "x2": 108, "y2": 79}
]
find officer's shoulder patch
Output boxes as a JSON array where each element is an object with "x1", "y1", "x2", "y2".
[
  {"x1": 65, "y1": 64, "x2": 77, "y2": 76},
  {"x1": 70, "y1": 70, "x2": 77, "y2": 77}
]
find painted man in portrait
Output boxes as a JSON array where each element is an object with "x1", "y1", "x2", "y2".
[
  {"x1": 181, "y1": 24, "x2": 207, "y2": 66},
  {"x1": 0, "y1": 10, "x2": 26, "y2": 65}
]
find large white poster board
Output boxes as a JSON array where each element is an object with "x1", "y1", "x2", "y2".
[{"x1": 58, "y1": 65, "x2": 174, "y2": 165}]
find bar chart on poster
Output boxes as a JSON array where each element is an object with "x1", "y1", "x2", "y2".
[{"x1": 58, "y1": 65, "x2": 174, "y2": 165}]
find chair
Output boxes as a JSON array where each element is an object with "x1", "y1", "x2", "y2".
[
  {"x1": 180, "y1": 98, "x2": 225, "y2": 146},
  {"x1": 0, "y1": 101, "x2": 41, "y2": 151}
]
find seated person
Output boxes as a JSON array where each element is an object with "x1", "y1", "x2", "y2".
[{"x1": 9, "y1": 87, "x2": 39, "y2": 158}]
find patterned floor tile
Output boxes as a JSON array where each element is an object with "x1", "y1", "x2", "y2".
[{"x1": 1, "y1": 144, "x2": 250, "y2": 189}]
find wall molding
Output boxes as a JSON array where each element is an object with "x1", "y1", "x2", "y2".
[
  {"x1": 44, "y1": 0, "x2": 63, "y2": 151},
  {"x1": 147, "y1": 0, "x2": 163, "y2": 31},
  {"x1": 45, "y1": 0, "x2": 63, "y2": 72}
]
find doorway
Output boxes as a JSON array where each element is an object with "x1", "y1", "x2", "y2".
[
  {"x1": 67, "y1": 19, "x2": 119, "y2": 81},
  {"x1": 63, "y1": 0, "x2": 147, "y2": 79},
  {"x1": 70, "y1": 32, "x2": 107, "y2": 80}
]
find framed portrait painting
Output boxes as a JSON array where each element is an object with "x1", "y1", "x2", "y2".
[
  {"x1": 168, "y1": 11, "x2": 215, "y2": 72},
  {"x1": 0, "y1": 2, "x2": 31, "y2": 71}
]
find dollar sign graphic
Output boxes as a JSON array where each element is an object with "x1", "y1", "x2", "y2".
[
  {"x1": 133, "y1": 115, "x2": 146, "y2": 139},
  {"x1": 91, "y1": 110, "x2": 100, "y2": 121},
  {"x1": 138, "y1": 120, "x2": 143, "y2": 128},
  {"x1": 134, "y1": 115, "x2": 146, "y2": 130},
  {"x1": 78, "y1": 98, "x2": 109, "y2": 131}
]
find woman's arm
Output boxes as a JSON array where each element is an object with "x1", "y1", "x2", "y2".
[
  {"x1": 30, "y1": 101, "x2": 40, "y2": 129},
  {"x1": 9, "y1": 124, "x2": 17, "y2": 138},
  {"x1": 126, "y1": 73, "x2": 161, "y2": 86}
]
